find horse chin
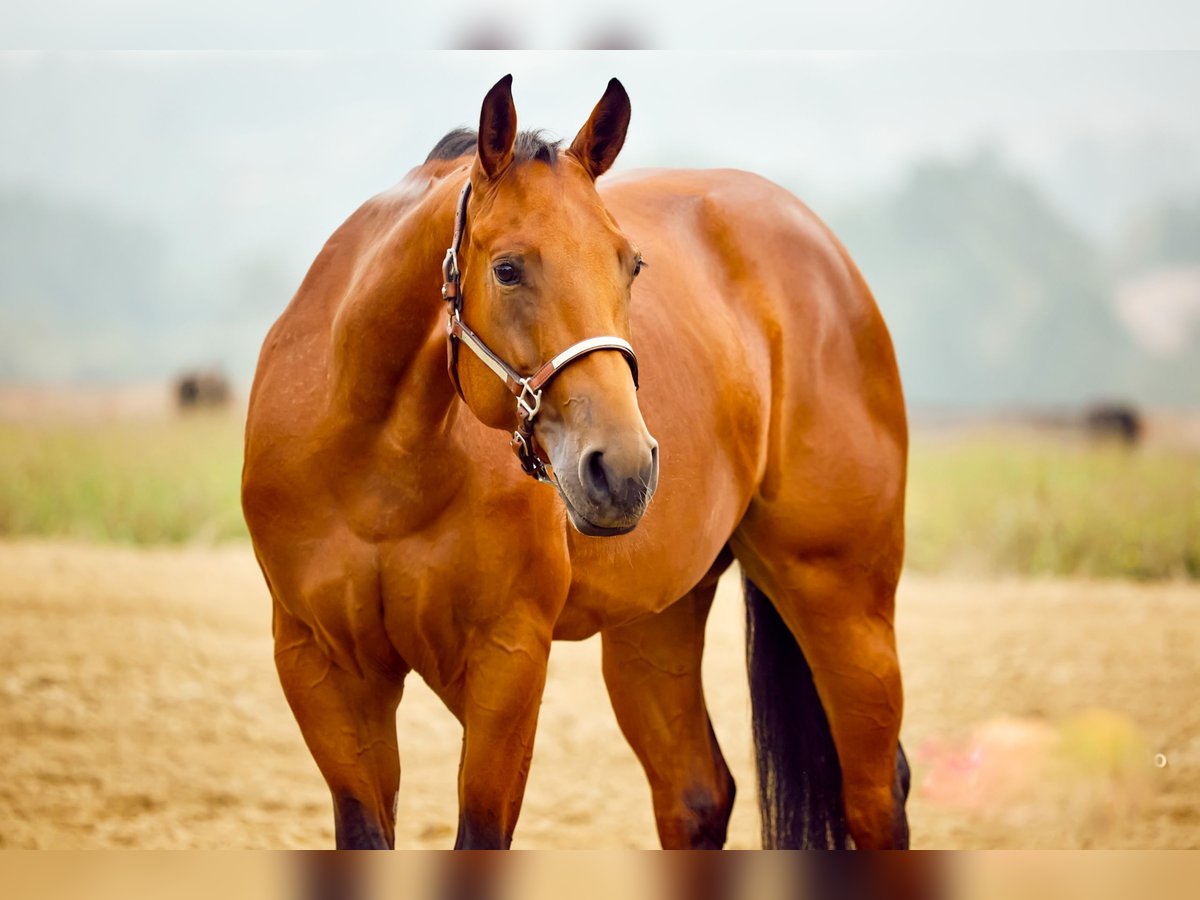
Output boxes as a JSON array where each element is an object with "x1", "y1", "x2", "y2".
[{"x1": 556, "y1": 487, "x2": 643, "y2": 537}]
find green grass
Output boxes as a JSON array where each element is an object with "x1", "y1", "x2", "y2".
[
  {"x1": 905, "y1": 432, "x2": 1200, "y2": 580},
  {"x1": 0, "y1": 414, "x2": 248, "y2": 544},
  {"x1": 0, "y1": 416, "x2": 1197, "y2": 579}
]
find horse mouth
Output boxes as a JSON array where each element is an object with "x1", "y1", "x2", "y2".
[
  {"x1": 539, "y1": 423, "x2": 658, "y2": 538},
  {"x1": 556, "y1": 485, "x2": 644, "y2": 537}
]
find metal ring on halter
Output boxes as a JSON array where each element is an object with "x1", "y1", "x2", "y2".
[
  {"x1": 441, "y1": 249, "x2": 459, "y2": 303},
  {"x1": 512, "y1": 428, "x2": 530, "y2": 455}
]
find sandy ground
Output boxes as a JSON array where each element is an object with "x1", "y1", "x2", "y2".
[{"x1": 1, "y1": 540, "x2": 1197, "y2": 849}]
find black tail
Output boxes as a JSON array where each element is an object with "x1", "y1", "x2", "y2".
[{"x1": 744, "y1": 576, "x2": 850, "y2": 849}]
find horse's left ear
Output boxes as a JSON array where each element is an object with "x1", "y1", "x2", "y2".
[{"x1": 568, "y1": 78, "x2": 631, "y2": 180}]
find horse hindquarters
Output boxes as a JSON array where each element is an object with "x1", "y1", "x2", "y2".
[
  {"x1": 744, "y1": 577, "x2": 849, "y2": 848},
  {"x1": 742, "y1": 571, "x2": 909, "y2": 849}
]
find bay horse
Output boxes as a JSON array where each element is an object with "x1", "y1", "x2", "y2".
[{"x1": 242, "y1": 75, "x2": 910, "y2": 849}]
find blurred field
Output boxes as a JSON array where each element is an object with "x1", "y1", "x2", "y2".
[
  {"x1": 907, "y1": 429, "x2": 1200, "y2": 580},
  {"x1": 1, "y1": 401, "x2": 1197, "y2": 579},
  {"x1": 0, "y1": 413, "x2": 247, "y2": 544}
]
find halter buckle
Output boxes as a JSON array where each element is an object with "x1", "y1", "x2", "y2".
[
  {"x1": 442, "y1": 247, "x2": 459, "y2": 283},
  {"x1": 516, "y1": 379, "x2": 542, "y2": 421}
]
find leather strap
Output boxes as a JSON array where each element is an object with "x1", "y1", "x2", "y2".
[
  {"x1": 440, "y1": 179, "x2": 639, "y2": 483},
  {"x1": 450, "y1": 316, "x2": 638, "y2": 397},
  {"x1": 441, "y1": 181, "x2": 472, "y2": 399},
  {"x1": 527, "y1": 335, "x2": 639, "y2": 393}
]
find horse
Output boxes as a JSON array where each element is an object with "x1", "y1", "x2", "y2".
[{"x1": 242, "y1": 74, "x2": 910, "y2": 850}]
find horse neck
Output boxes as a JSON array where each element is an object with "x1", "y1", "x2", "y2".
[{"x1": 328, "y1": 166, "x2": 468, "y2": 444}]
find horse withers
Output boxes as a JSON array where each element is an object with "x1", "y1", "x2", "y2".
[{"x1": 242, "y1": 75, "x2": 910, "y2": 849}]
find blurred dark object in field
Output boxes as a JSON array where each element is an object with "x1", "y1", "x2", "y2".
[
  {"x1": 1017, "y1": 401, "x2": 1143, "y2": 447},
  {"x1": 993, "y1": 400, "x2": 1142, "y2": 448},
  {"x1": 175, "y1": 370, "x2": 231, "y2": 411},
  {"x1": 1083, "y1": 402, "x2": 1143, "y2": 446},
  {"x1": 910, "y1": 401, "x2": 1152, "y2": 448}
]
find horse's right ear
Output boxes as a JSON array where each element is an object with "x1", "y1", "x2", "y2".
[{"x1": 475, "y1": 74, "x2": 518, "y2": 182}]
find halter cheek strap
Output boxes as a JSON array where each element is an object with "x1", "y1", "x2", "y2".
[{"x1": 441, "y1": 180, "x2": 640, "y2": 484}]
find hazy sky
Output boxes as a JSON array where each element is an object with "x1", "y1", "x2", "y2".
[
  {"x1": 3, "y1": 51, "x2": 1199, "y2": 277},
  {"x1": 3, "y1": 50, "x2": 1199, "y2": 394}
]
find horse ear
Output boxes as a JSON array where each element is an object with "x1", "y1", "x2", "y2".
[
  {"x1": 476, "y1": 74, "x2": 518, "y2": 181},
  {"x1": 568, "y1": 78, "x2": 631, "y2": 180}
]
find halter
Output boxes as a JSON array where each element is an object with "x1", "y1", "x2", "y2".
[{"x1": 441, "y1": 181, "x2": 640, "y2": 483}]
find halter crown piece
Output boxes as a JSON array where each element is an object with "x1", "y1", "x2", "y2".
[{"x1": 441, "y1": 180, "x2": 640, "y2": 484}]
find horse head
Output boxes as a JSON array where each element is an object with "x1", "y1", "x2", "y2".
[{"x1": 450, "y1": 75, "x2": 658, "y2": 536}]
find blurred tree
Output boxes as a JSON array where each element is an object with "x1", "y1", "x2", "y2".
[
  {"x1": 0, "y1": 189, "x2": 170, "y2": 381},
  {"x1": 1117, "y1": 197, "x2": 1200, "y2": 272},
  {"x1": 833, "y1": 151, "x2": 1133, "y2": 411},
  {"x1": 0, "y1": 189, "x2": 292, "y2": 386},
  {"x1": 1110, "y1": 197, "x2": 1200, "y2": 406}
]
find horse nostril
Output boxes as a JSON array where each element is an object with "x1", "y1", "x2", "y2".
[
  {"x1": 586, "y1": 452, "x2": 609, "y2": 496},
  {"x1": 583, "y1": 449, "x2": 610, "y2": 501},
  {"x1": 579, "y1": 443, "x2": 656, "y2": 514}
]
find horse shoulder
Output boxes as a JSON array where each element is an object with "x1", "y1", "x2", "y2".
[{"x1": 243, "y1": 170, "x2": 460, "y2": 587}]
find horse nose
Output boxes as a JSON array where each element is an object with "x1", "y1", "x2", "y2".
[{"x1": 579, "y1": 439, "x2": 658, "y2": 515}]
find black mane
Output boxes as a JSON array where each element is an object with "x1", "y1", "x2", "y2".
[{"x1": 425, "y1": 128, "x2": 562, "y2": 165}]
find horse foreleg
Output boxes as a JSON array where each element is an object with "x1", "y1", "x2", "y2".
[
  {"x1": 601, "y1": 583, "x2": 736, "y2": 849},
  {"x1": 274, "y1": 605, "x2": 405, "y2": 849},
  {"x1": 453, "y1": 615, "x2": 552, "y2": 849}
]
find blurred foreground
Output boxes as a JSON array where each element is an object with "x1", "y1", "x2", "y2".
[
  {"x1": 4, "y1": 851, "x2": 1200, "y2": 900},
  {"x1": 0, "y1": 540, "x2": 1195, "y2": 850}
]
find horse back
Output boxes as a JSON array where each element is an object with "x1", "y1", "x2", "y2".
[
  {"x1": 552, "y1": 168, "x2": 907, "y2": 630},
  {"x1": 602, "y1": 166, "x2": 907, "y2": 495}
]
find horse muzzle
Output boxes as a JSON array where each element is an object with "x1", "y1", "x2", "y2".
[{"x1": 553, "y1": 434, "x2": 659, "y2": 537}]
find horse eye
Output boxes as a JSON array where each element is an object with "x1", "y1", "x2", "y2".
[
  {"x1": 633, "y1": 256, "x2": 647, "y2": 278},
  {"x1": 493, "y1": 262, "x2": 520, "y2": 286}
]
